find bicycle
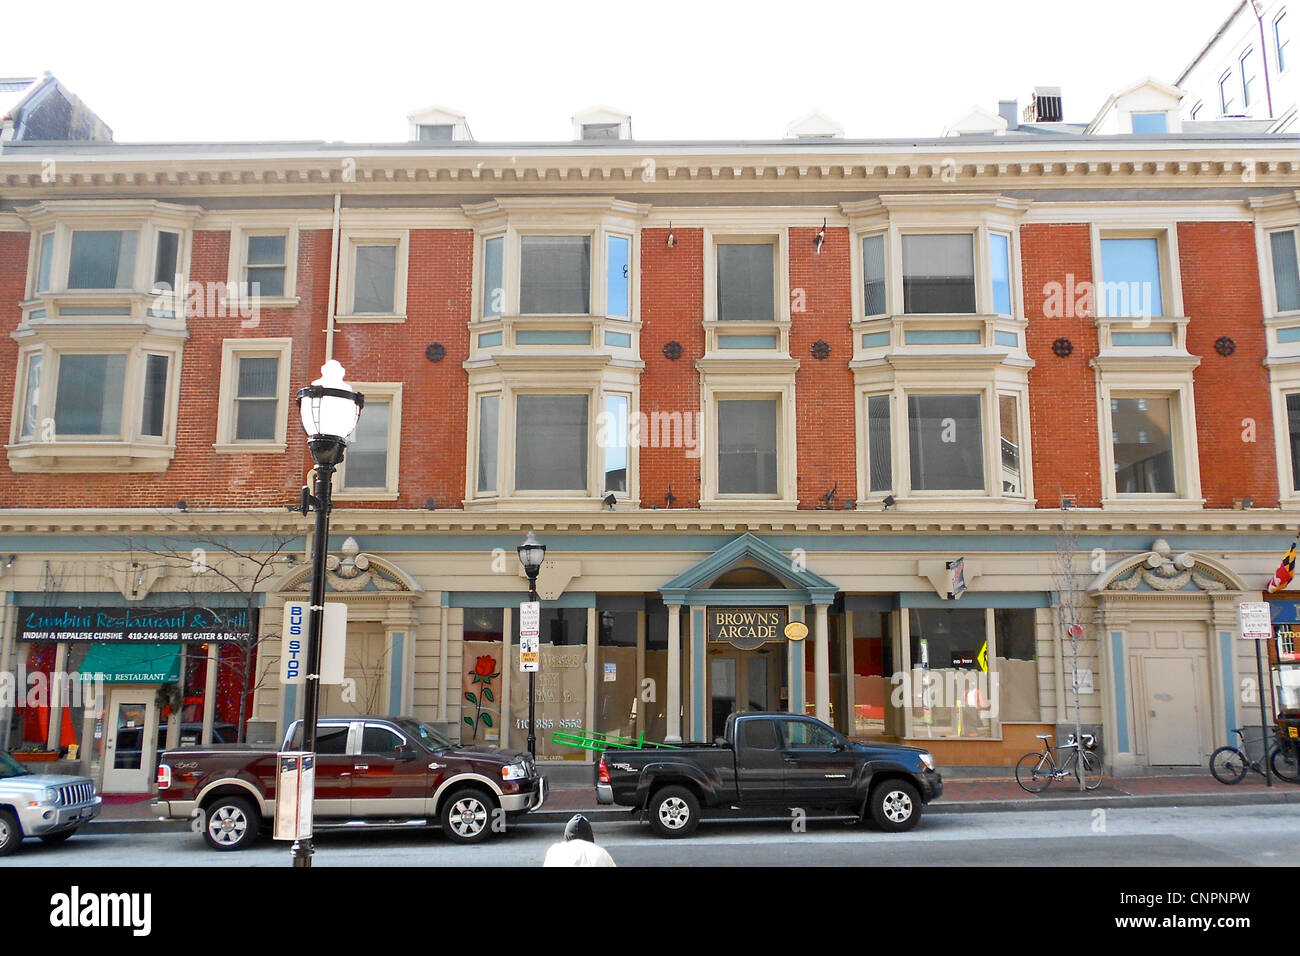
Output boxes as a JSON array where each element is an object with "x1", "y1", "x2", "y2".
[
  {"x1": 1209, "y1": 727, "x2": 1300, "y2": 785},
  {"x1": 1015, "y1": 733, "x2": 1104, "y2": 793}
]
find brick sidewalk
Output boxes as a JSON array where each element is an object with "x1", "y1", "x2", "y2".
[{"x1": 98, "y1": 772, "x2": 1298, "y2": 824}]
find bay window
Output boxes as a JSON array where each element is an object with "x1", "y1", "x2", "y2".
[
  {"x1": 67, "y1": 230, "x2": 137, "y2": 289},
  {"x1": 477, "y1": 394, "x2": 500, "y2": 494},
  {"x1": 9, "y1": 340, "x2": 181, "y2": 472},
  {"x1": 1270, "y1": 228, "x2": 1300, "y2": 314}
]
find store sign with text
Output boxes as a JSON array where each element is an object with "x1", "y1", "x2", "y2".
[
  {"x1": 708, "y1": 607, "x2": 788, "y2": 650},
  {"x1": 18, "y1": 606, "x2": 257, "y2": 643}
]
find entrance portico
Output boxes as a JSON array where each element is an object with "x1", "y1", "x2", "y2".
[{"x1": 659, "y1": 533, "x2": 837, "y2": 742}]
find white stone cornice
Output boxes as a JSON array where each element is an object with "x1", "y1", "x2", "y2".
[{"x1": 5, "y1": 506, "x2": 1300, "y2": 538}]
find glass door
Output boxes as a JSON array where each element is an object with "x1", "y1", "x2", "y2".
[{"x1": 102, "y1": 688, "x2": 158, "y2": 793}]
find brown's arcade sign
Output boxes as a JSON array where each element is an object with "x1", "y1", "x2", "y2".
[{"x1": 708, "y1": 607, "x2": 787, "y2": 650}]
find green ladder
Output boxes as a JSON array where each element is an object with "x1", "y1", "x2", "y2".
[{"x1": 549, "y1": 728, "x2": 681, "y2": 753}]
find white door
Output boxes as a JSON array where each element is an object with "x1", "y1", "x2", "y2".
[
  {"x1": 322, "y1": 625, "x2": 388, "y2": 717},
  {"x1": 102, "y1": 687, "x2": 159, "y2": 793},
  {"x1": 1142, "y1": 657, "x2": 1201, "y2": 766}
]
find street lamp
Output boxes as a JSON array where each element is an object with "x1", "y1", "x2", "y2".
[
  {"x1": 517, "y1": 531, "x2": 546, "y2": 758},
  {"x1": 291, "y1": 360, "x2": 363, "y2": 868}
]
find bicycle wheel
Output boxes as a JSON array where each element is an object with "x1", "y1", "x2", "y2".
[
  {"x1": 1209, "y1": 746, "x2": 1248, "y2": 785},
  {"x1": 1078, "y1": 750, "x2": 1104, "y2": 790},
  {"x1": 1270, "y1": 744, "x2": 1300, "y2": 783},
  {"x1": 1015, "y1": 752, "x2": 1053, "y2": 793}
]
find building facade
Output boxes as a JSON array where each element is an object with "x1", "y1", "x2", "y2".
[{"x1": 2, "y1": 84, "x2": 1299, "y2": 792}]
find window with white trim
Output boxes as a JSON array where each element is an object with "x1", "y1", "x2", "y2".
[
  {"x1": 338, "y1": 231, "x2": 408, "y2": 321},
  {"x1": 215, "y1": 339, "x2": 292, "y2": 452},
  {"x1": 476, "y1": 393, "x2": 500, "y2": 494},
  {"x1": 1240, "y1": 47, "x2": 1259, "y2": 108},
  {"x1": 1219, "y1": 71, "x2": 1237, "y2": 114},
  {"x1": 1096, "y1": 385, "x2": 1197, "y2": 504},
  {"x1": 717, "y1": 243, "x2": 776, "y2": 321},
  {"x1": 718, "y1": 398, "x2": 778, "y2": 494},
  {"x1": 1092, "y1": 226, "x2": 1182, "y2": 321},
  {"x1": 1278, "y1": 10, "x2": 1291, "y2": 73},
  {"x1": 336, "y1": 384, "x2": 401, "y2": 498},
  {"x1": 515, "y1": 393, "x2": 589, "y2": 491},
  {"x1": 698, "y1": 381, "x2": 797, "y2": 507},
  {"x1": 227, "y1": 224, "x2": 298, "y2": 304},
  {"x1": 902, "y1": 234, "x2": 975, "y2": 314},
  {"x1": 1271, "y1": 228, "x2": 1300, "y2": 314},
  {"x1": 520, "y1": 236, "x2": 591, "y2": 314}
]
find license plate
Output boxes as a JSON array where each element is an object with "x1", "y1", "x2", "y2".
[{"x1": 1290, "y1": 727, "x2": 1297, "y2": 739}]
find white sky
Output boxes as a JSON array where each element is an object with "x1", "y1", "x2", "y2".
[{"x1": 7, "y1": 0, "x2": 1239, "y2": 143}]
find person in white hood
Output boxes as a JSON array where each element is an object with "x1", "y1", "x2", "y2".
[{"x1": 543, "y1": 814, "x2": 616, "y2": 867}]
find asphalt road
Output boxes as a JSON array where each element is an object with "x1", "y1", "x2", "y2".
[{"x1": 4, "y1": 804, "x2": 1298, "y2": 867}]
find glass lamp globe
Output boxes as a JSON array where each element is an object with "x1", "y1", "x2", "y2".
[
  {"x1": 298, "y1": 360, "x2": 364, "y2": 442},
  {"x1": 517, "y1": 531, "x2": 546, "y2": 575}
]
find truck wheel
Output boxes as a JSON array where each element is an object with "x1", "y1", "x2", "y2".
[
  {"x1": 440, "y1": 788, "x2": 494, "y2": 844},
  {"x1": 0, "y1": 808, "x2": 21, "y2": 856},
  {"x1": 870, "y1": 780, "x2": 922, "y2": 832},
  {"x1": 648, "y1": 786, "x2": 700, "y2": 839},
  {"x1": 203, "y1": 795, "x2": 260, "y2": 851}
]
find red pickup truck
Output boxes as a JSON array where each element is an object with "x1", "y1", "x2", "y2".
[{"x1": 152, "y1": 716, "x2": 546, "y2": 850}]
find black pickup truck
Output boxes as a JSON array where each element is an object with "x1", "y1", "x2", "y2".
[{"x1": 596, "y1": 712, "x2": 942, "y2": 838}]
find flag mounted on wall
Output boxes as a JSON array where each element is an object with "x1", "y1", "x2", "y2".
[{"x1": 1268, "y1": 534, "x2": 1299, "y2": 593}]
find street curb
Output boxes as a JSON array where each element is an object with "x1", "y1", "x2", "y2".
[{"x1": 88, "y1": 788, "x2": 1300, "y2": 832}]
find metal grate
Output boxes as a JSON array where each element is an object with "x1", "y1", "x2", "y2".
[{"x1": 57, "y1": 783, "x2": 95, "y2": 806}]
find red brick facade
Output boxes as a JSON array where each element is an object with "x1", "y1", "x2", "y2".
[
  {"x1": 1178, "y1": 220, "x2": 1278, "y2": 508},
  {"x1": 0, "y1": 216, "x2": 1284, "y2": 513},
  {"x1": 1021, "y1": 223, "x2": 1104, "y2": 508}
]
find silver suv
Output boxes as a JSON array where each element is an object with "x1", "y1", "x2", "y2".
[{"x1": 0, "y1": 751, "x2": 101, "y2": 854}]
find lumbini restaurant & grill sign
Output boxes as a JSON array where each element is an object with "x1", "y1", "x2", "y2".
[
  {"x1": 17, "y1": 606, "x2": 257, "y2": 643},
  {"x1": 708, "y1": 607, "x2": 788, "y2": 650}
]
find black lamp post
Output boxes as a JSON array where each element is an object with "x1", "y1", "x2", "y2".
[
  {"x1": 291, "y1": 360, "x2": 363, "y2": 868},
  {"x1": 516, "y1": 530, "x2": 546, "y2": 759}
]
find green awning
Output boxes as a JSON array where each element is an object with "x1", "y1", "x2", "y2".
[{"x1": 78, "y1": 642, "x2": 181, "y2": 683}]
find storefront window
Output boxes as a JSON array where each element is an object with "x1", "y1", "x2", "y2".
[
  {"x1": 851, "y1": 610, "x2": 897, "y2": 737},
  {"x1": 994, "y1": 609, "x2": 1039, "y2": 722},
  {"x1": 596, "y1": 609, "x2": 638, "y2": 740},
  {"x1": 510, "y1": 608, "x2": 587, "y2": 759},
  {"x1": 908, "y1": 608, "x2": 994, "y2": 739},
  {"x1": 461, "y1": 608, "x2": 504, "y2": 746}
]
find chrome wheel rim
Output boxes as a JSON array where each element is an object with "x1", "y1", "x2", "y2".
[
  {"x1": 0, "y1": 816, "x2": 11, "y2": 847},
  {"x1": 208, "y1": 805, "x2": 248, "y2": 846},
  {"x1": 450, "y1": 797, "x2": 488, "y2": 838},
  {"x1": 658, "y1": 796, "x2": 690, "y2": 830},
  {"x1": 882, "y1": 790, "x2": 913, "y2": 823}
]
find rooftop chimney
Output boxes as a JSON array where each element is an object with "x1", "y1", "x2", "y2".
[{"x1": 998, "y1": 100, "x2": 1019, "y2": 131}]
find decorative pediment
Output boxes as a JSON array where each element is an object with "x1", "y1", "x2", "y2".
[
  {"x1": 1090, "y1": 538, "x2": 1246, "y2": 595},
  {"x1": 279, "y1": 537, "x2": 421, "y2": 597},
  {"x1": 660, "y1": 533, "x2": 838, "y2": 606}
]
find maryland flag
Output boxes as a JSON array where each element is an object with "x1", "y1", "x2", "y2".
[{"x1": 1268, "y1": 536, "x2": 1299, "y2": 593}]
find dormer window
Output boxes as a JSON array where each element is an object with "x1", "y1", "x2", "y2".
[
  {"x1": 581, "y1": 123, "x2": 621, "y2": 141},
  {"x1": 417, "y1": 123, "x2": 454, "y2": 141},
  {"x1": 1130, "y1": 112, "x2": 1168, "y2": 134}
]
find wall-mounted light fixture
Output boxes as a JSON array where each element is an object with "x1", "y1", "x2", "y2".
[
  {"x1": 177, "y1": 500, "x2": 188, "y2": 512},
  {"x1": 882, "y1": 495, "x2": 896, "y2": 511},
  {"x1": 666, "y1": 223, "x2": 675, "y2": 248},
  {"x1": 813, "y1": 218, "x2": 826, "y2": 254}
]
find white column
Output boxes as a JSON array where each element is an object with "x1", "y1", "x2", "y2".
[
  {"x1": 438, "y1": 600, "x2": 450, "y2": 723},
  {"x1": 635, "y1": 610, "x2": 647, "y2": 741},
  {"x1": 843, "y1": 611, "x2": 856, "y2": 734},
  {"x1": 47, "y1": 642, "x2": 68, "y2": 751},
  {"x1": 499, "y1": 606, "x2": 512, "y2": 750},
  {"x1": 814, "y1": 604, "x2": 830, "y2": 724},
  {"x1": 201, "y1": 642, "x2": 218, "y2": 744},
  {"x1": 666, "y1": 605, "x2": 682, "y2": 743},
  {"x1": 585, "y1": 606, "x2": 597, "y2": 762},
  {"x1": 0, "y1": 601, "x2": 15, "y2": 751}
]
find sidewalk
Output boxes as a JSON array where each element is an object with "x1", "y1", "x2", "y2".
[{"x1": 91, "y1": 772, "x2": 1300, "y2": 832}]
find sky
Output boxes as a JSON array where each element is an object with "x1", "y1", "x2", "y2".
[{"x1": 6, "y1": 0, "x2": 1241, "y2": 144}]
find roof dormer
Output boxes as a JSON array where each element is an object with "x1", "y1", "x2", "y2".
[
  {"x1": 1086, "y1": 77, "x2": 1185, "y2": 135},
  {"x1": 942, "y1": 105, "x2": 1009, "y2": 137},
  {"x1": 784, "y1": 110, "x2": 844, "y2": 139},
  {"x1": 406, "y1": 105, "x2": 472, "y2": 142},
  {"x1": 572, "y1": 105, "x2": 632, "y2": 141}
]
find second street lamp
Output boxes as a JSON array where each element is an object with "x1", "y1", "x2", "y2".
[
  {"x1": 292, "y1": 360, "x2": 364, "y2": 869},
  {"x1": 517, "y1": 531, "x2": 546, "y2": 759}
]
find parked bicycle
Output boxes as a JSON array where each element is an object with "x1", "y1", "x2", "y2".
[
  {"x1": 1209, "y1": 727, "x2": 1300, "y2": 785},
  {"x1": 1015, "y1": 733, "x2": 1104, "y2": 793}
]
